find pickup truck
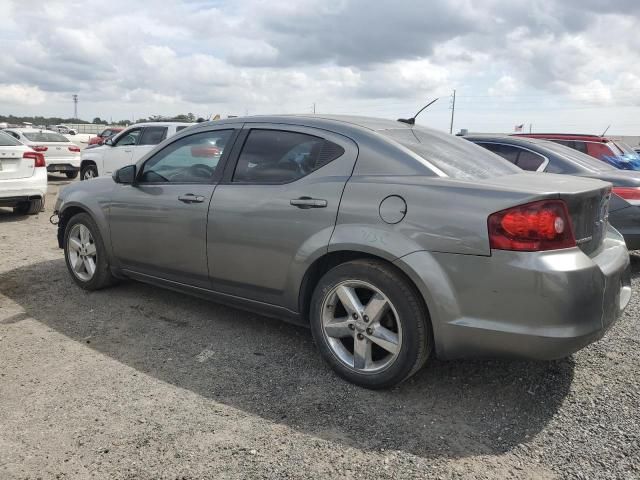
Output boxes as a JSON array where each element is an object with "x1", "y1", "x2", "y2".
[{"x1": 79, "y1": 122, "x2": 193, "y2": 180}]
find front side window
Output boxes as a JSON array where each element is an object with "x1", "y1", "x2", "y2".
[
  {"x1": 113, "y1": 129, "x2": 141, "y2": 147},
  {"x1": 139, "y1": 126, "x2": 168, "y2": 146},
  {"x1": 139, "y1": 129, "x2": 233, "y2": 183},
  {"x1": 232, "y1": 129, "x2": 344, "y2": 184}
]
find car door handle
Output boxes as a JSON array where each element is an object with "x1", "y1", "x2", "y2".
[
  {"x1": 290, "y1": 197, "x2": 327, "y2": 209},
  {"x1": 178, "y1": 194, "x2": 205, "y2": 204}
]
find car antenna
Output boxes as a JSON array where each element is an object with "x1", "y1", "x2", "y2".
[
  {"x1": 600, "y1": 125, "x2": 611, "y2": 137},
  {"x1": 397, "y1": 98, "x2": 439, "y2": 125}
]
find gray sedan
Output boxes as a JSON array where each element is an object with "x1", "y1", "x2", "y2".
[{"x1": 54, "y1": 115, "x2": 631, "y2": 389}]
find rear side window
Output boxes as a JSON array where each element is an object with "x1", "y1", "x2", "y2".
[
  {"x1": 384, "y1": 128, "x2": 519, "y2": 179},
  {"x1": 139, "y1": 126, "x2": 168, "y2": 145},
  {"x1": 23, "y1": 131, "x2": 68, "y2": 142},
  {"x1": 232, "y1": 129, "x2": 345, "y2": 184},
  {"x1": 478, "y1": 143, "x2": 519, "y2": 164},
  {"x1": 0, "y1": 131, "x2": 22, "y2": 146},
  {"x1": 516, "y1": 150, "x2": 545, "y2": 171}
]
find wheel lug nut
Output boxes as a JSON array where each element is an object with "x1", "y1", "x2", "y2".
[
  {"x1": 366, "y1": 328, "x2": 373, "y2": 335},
  {"x1": 357, "y1": 333, "x2": 364, "y2": 340},
  {"x1": 352, "y1": 313, "x2": 358, "y2": 320},
  {"x1": 348, "y1": 323, "x2": 355, "y2": 330},
  {"x1": 363, "y1": 315, "x2": 369, "y2": 323}
]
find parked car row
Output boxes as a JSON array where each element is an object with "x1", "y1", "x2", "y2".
[{"x1": 53, "y1": 115, "x2": 632, "y2": 389}]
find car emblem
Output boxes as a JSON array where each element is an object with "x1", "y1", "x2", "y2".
[{"x1": 56, "y1": 147, "x2": 61, "y2": 150}]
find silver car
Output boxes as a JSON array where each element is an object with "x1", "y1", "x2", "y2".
[{"x1": 54, "y1": 115, "x2": 631, "y2": 389}]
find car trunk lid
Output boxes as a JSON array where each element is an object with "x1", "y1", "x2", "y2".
[{"x1": 0, "y1": 146, "x2": 35, "y2": 180}]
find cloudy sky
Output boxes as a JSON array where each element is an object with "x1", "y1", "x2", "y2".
[{"x1": 1, "y1": 0, "x2": 639, "y2": 134}]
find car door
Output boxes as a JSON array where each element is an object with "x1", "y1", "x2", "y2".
[
  {"x1": 207, "y1": 124, "x2": 358, "y2": 310},
  {"x1": 129, "y1": 126, "x2": 168, "y2": 164},
  {"x1": 109, "y1": 127, "x2": 239, "y2": 287},
  {"x1": 102, "y1": 128, "x2": 142, "y2": 175}
]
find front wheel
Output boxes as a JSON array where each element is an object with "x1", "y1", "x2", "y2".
[
  {"x1": 80, "y1": 164, "x2": 98, "y2": 180},
  {"x1": 63, "y1": 213, "x2": 117, "y2": 290},
  {"x1": 65, "y1": 170, "x2": 79, "y2": 179},
  {"x1": 310, "y1": 259, "x2": 432, "y2": 389}
]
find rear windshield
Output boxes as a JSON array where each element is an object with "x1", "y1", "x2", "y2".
[
  {"x1": 23, "y1": 131, "x2": 69, "y2": 142},
  {"x1": 0, "y1": 131, "x2": 22, "y2": 146},
  {"x1": 382, "y1": 127, "x2": 520, "y2": 179},
  {"x1": 537, "y1": 140, "x2": 616, "y2": 172}
]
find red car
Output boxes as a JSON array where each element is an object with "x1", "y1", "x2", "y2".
[
  {"x1": 512, "y1": 133, "x2": 640, "y2": 170},
  {"x1": 88, "y1": 127, "x2": 124, "y2": 146}
]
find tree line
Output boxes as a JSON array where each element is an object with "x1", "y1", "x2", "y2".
[{"x1": 0, "y1": 113, "x2": 200, "y2": 126}]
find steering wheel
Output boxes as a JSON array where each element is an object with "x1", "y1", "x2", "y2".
[{"x1": 186, "y1": 163, "x2": 215, "y2": 178}]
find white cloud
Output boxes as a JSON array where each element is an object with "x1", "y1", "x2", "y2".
[{"x1": 0, "y1": 0, "x2": 639, "y2": 133}]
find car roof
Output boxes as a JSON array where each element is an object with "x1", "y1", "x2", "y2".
[
  {"x1": 7, "y1": 128, "x2": 61, "y2": 133},
  {"x1": 198, "y1": 114, "x2": 417, "y2": 134},
  {"x1": 128, "y1": 122, "x2": 195, "y2": 128},
  {"x1": 512, "y1": 133, "x2": 610, "y2": 142}
]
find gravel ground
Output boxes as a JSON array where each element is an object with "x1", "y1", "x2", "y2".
[{"x1": 0, "y1": 177, "x2": 639, "y2": 479}]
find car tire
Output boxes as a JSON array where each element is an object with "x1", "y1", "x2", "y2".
[
  {"x1": 65, "y1": 171, "x2": 79, "y2": 179},
  {"x1": 14, "y1": 198, "x2": 44, "y2": 215},
  {"x1": 309, "y1": 259, "x2": 432, "y2": 389},
  {"x1": 63, "y1": 213, "x2": 117, "y2": 290},
  {"x1": 80, "y1": 164, "x2": 98, "y2": 181}
]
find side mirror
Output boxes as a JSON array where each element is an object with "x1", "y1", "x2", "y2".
[
  {"x1": 114, "y1": 165, "x2": 136, "y2": 184},
  {"x1": 104, "y1": 137, "x2": 114, "y2": 146}
]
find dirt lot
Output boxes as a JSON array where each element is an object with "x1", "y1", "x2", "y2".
[{"x1": 1, "y1": 178, "x2": 639, "y2": 479}]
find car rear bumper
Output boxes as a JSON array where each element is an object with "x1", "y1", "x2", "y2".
[
  {"x1": 46, "y1": 156, "x2": 80, "y2": 170},
  {"x1": 0, "y1": 169, "x2": 48, "y2": 206},
  {"x1": 394, "y1": 227, "x2": 631, "y2": 361},
  {"x1": 47, "y1": 163, "x2": 80, "y2": 172}
]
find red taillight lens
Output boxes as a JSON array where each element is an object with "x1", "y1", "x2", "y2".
[
  {"x1": 68, "y1": 146, "x2": 81, "y2": 153},
  {"x1": 23, "y1": 151, "x2": 46, "y2": 168},
  {"x1": 488, "y1": 200, "x2": 576, "y2": 251},
  {"x1": 612, "y1": 187, "x2": 640, "y2": 205},
  {"x1": 32, "y1": 145, "x2": 48, "y2": 152}
]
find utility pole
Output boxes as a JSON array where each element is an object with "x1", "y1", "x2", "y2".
[
  {"x1": 72, "y1": 94, "x2": 78, "y2": 119},
  {"x1": 449, "y1": 89, "x2": 456, "y2": 134},
  {"x1": 313, "y1": 102, "x2": 316, "y2": 114},
  {"x1": 529, "y1": 123, "x2": 532, "y2": 133}
]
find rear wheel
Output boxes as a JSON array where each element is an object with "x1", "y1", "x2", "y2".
[
  {"x1": 65, "y1": 170, "x2": 79, "y2": 179},
  {"x1": 64, "y1": 213, "x2": 117, "y2": 290},
  {"x1": 14, "y1": 198, "x2": 44, "y2": 215},
  {"x1": 80, "y1": 164, "x2": 98, "y2": 180},
  {"x1": 310, "y1": 259, "x2": 432, "y2": 389}
]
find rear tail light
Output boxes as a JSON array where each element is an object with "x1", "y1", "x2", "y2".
[
  {"x1": 68, "y1": 146, "x2": 81, "y2": 153},
  {"x1": 488, "y1": 200, "x2": 576, "y2": 251},
  {"x1": 612, "y1": 187, "x2": 640, "y2": 205},
  {"x1": 32, "y1": 145, "x2": 48, "y2": 152},
  {"x1": 23, "y1": 151, "x2": 46, "y2": 168}
]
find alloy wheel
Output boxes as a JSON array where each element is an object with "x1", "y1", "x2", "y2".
[
  {"x1": 321, "y1": 280, "x2": 402, "y2": 373},
  {"x1": 67, "y1": 224, "x2": 98, "y2": 281}
]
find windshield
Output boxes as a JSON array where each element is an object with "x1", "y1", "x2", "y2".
[
  {"x1": 382, "y1": 127, "x2": 519, "y2": 179},
  {"x1": 23, "y1": 131, "x2": 69, "y2": 142},
  {"x1": 537, "y1": 140, "x2": 616, "y2": 172},
  {"x1": 0, "y1": 131, "x2": 22, "y2": 146}
]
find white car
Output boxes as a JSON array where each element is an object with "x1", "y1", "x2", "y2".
[
  {"x1": 79, "y1": 122, "x2": 194, "y2": 180},
  {"x1": 0, "y1": 131, "x2": 47, "y2": 214},
  {"x1": 52, "y1": 125, "x2": 78, "y2": 135},
  {"x1": 3, "y1": 128, "x2": 81, "y2": 179}
]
